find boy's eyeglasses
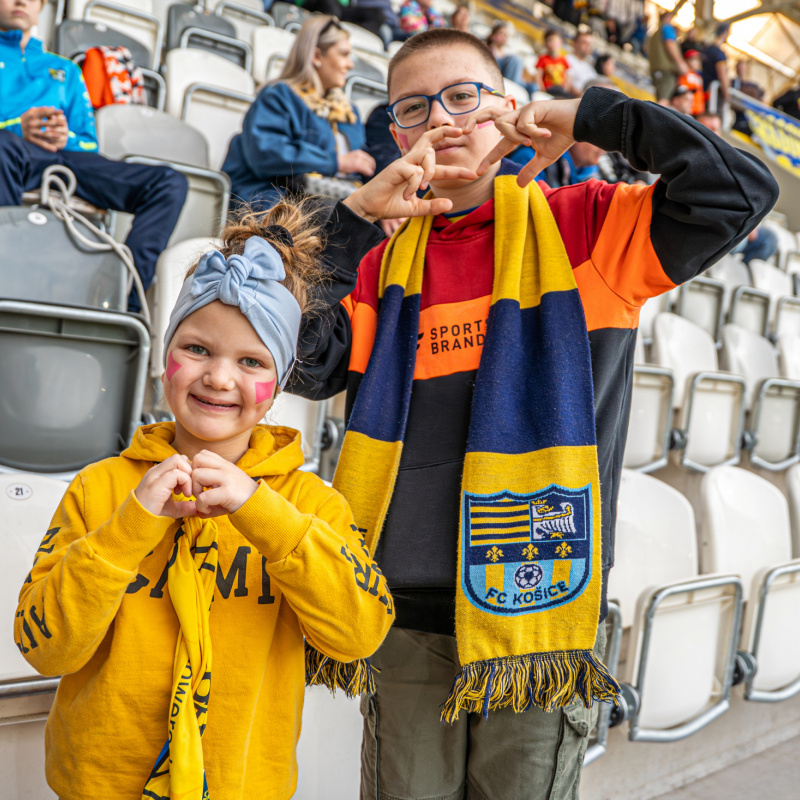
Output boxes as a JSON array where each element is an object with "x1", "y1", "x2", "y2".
[{"x1": 386, "y1": 82, "x2": 505, "y2": 129}]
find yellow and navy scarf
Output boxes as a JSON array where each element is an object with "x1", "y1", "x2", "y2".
[
  {"x1": 293, "y1": 81, "x2": 357, "y2": 125},
  {"x1": 333, "y1": 176, "x2": 620, "y2": 721},
  {"x1": 142, "y1": 513, "x2": 217, "y2": 800}
]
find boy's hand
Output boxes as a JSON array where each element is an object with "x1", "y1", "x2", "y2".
[
  {"x1": 343, "y1": 127, "x2": 478, "y2": 221},
  {"x1": 21, "y1": 107, "x2": 64, "y2": 153},
  {"x1": 190, "y1": 450, "x2": 258, "y2": 517},
  {"x1": 135, "y1": 455, "x2": 196, "y2": 518},
  {"x1": 465, "y1": 98, "x2": 581, "y2": 187}
]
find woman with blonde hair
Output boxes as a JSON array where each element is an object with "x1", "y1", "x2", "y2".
[{"x1": 223, "y1": 16, "x2": 376, "y2": 210}]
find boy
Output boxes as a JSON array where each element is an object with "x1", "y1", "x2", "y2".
[
  {"x1": 0, "y1": 0, "x2": 187, "y2": 310},
  {"x1": 295, "y1": 29, "x2": 777, "y2": 800},
  {"x1": 536, "y1": 29, "x2": 572, "y2": 94}
]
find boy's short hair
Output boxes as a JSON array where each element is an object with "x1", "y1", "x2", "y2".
[
  {"x1": 544, "y1": 28, "x2": 561, "y2": 41},
  {"x1": 387, "y1": 29, "x2": 503, "y2": 97}
]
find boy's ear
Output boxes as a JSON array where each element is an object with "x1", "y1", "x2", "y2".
[{"x1": 504, "y1": 95, "x2": 518, "y2": 112}]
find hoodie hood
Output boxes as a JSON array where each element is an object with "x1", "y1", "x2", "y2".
[{"x1": 122, "y1": 422, "x2": 305, "y2": 477}]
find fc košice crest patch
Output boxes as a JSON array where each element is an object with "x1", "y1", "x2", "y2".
[{"x1": 461, "y1": 485, "x2": 592, "y2": 615}]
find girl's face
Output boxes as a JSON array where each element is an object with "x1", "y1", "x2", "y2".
[
  {"x1": 315, "y1": 36, "x2": 354, "y2": 92},
  {"x1": 492, "y1": 26, "x2": 509, "y2": 47},
  {"x1": 163, "y1": 301, "x2": 279, "y2": 460}
]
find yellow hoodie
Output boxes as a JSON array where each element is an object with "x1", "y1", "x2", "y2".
[{"x1": 14, "y1": 422, "x2": 393, "y2": 800}]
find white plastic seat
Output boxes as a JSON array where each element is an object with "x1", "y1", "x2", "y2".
[
  {"x1": 340, "y1": 20, "x2": 385, "y2": 55},
  {"x1": 719, "y1": 324, "x2": 800, "y2": 469},
  {"x1": 503, "y1": 78, "x2": 531, "y2": 107},
  {"x1": 637, "y1": 292, "x2": 669, "y2": 346},
  {"x1": 707, "y1": 255, "x2": 770, "y2": 336},
  {"x1": 701, "y1": 466, "x2": 800, "y2": 702},
  {"x1": 777, "y1": 332, "x2": 800, "y2": 380},
  {"x1": 251, "y1": 26, "x2": 296, "y2": 85},
  {"x1": 150, "y1": 237, "x2": 221, "y2": 380},
  {"x1": 672, "y1": 276, "x2": 725, "y2": 342},
  {"x1": 96, "y1": 104, "x2": 232, "y2": 244},
  {"x1": 609, "y1": 471, "x2": 743, "y2": 740},
  {"x1": 651, "y1": 313, "x2": 745, "y2": 471},
  {"x1": 0, "y1": 474, "x2": 68, "y2": 800},
  {"x1": 761, "y1": 218, "x2": 800, "y2": 270},
  {"x1": 344, "y1": 75, "x2": 388, "y2": 123},
  {"x1": 622, "y1": 364, "x2": 674, "y2": 473},
  {"x1": 214, "y1": 0, "x2": 276, "y2": 47},
  {"x1": 69, "y1": 0, "x2": 163, "y2": 66},
  {"x1": 749, "y1": 258, "x2": 800, "y2": 337},
  {"x1": 164, "y1": 48, "x2": 255, "y2": 170},
  {"x1": 785, "y1": 463, "x2": 800, "y2": 558}
]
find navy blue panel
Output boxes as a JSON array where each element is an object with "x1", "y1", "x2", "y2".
[
  {"x1": 347, "y1": 284, "x2": 420, "y2": 443},
  {"x1": 466, "y1": 291, "x2": 597, "y2": 455}
]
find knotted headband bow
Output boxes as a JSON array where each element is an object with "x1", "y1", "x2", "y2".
[{"x1": 163, "y1": 236, "x2": 301, "y2": 387}]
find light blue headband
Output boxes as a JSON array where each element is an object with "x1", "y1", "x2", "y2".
[{"x1": 163, "y1": 236, "x2": 302, "y2": 388}]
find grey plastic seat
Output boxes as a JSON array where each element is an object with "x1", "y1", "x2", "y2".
[
  {"x1": 0, "y1": 206, "x2": 127, "y2": 312},
  {"x1": 55, "y1": 18, "x2": 151, "y2": 65},
  {"x1": 268, "y1": 0, "x2": 309, "y2": 29},
  {"x1": 166, "y1": 3, "x2": 252, "y2": 70},
  {"x1": 0, "y1": 301, "x2": 150, "y2": 474},
  {"x1": 95, "y1": 104, "x2": 231, "y2": 242}
]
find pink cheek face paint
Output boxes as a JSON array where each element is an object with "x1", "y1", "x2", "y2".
[
  {"x1": 255, "y1": 379, "x2": 276, "y2": 404},
  {"x1": 476, "y1": 121, "x2": 493, "y2": 130},
  {"x1": 166, "y1": 351, "x2": 181, "y2": 381},
  {"x1": 397, "y1": 133, "x2": 410, "y2": 152}
]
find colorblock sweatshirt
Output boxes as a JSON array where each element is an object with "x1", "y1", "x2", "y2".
[
  {"x1": 14, "y1": 422, "x2": 392, "y2": 800},
  {"x1": 292, "y1": 87, "x2": 779, "y2": 635}
]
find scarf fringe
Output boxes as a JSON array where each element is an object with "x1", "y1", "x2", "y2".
[
  {"x1": 305, "y1": 644, "x2": 376, "y2": 698},
  {"x1": 441, "y1": 650, "x2": 620, "y2": 723}
]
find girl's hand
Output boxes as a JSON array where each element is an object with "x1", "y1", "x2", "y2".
[
  {"x1": 338, "y1": 149, "x2": 376, "y2": 177},
  {"x1": 464, "y1": 98, "x2": 581, "y2": 187},
  {"x1": 190, "y1": 450, "x2": 258, "y2": 517},
  {"x1": 135, "y1": 455, "x2": 196, "y2": 518},
  {"x1": 343, "y1": 127, "x2": 478, "y2": 221}
]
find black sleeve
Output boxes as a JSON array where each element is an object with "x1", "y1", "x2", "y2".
[
  {"x1": 574, "y1": 87, "x2": 780, "y2": 284},
  {"x1": 290, "y1": 201, "x2": 385, "y2": 400}
]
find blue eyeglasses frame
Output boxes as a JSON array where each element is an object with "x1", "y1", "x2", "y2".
[{"x1": 386, "y1": 81, "x2": 506, "y2": 129}]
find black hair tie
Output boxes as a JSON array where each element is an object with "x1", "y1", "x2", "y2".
[{"x1": 263, "y1": 224, "x2": 294, "y2": 248}]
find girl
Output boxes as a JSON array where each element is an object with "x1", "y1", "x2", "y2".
[{"x1": 14, "y1": 199, "x2": 393, "y2": 800}]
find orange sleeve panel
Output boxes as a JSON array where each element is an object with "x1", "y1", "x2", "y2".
[
  {"x1": 573, "y1": 260, "x2": 640, "y2": 332},
  {"x1": 348, "y1": 301, "x2": 378, "y2": 375},
  {"x1": 589, "y1": 183, "x2": 677, "y2": 308}
]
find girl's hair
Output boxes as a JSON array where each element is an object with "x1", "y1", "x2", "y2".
[
  {"x1": 187, "y1": 197, "x2": 327, "y2": 317},
  {"x1": 387, "y1": 29, "x2": 503, "y2": 96},
  {"x1": 278, "y1": 15, "x2": 350, "y2": 94}
]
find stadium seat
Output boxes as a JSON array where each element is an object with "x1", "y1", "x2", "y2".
[
  {"x1": 701, "y1": 466, "x2": 800, "y2": 702},
  {"x1": 150, "y1": 236, "x2": 220, "y2": 382},
  {"x1": 268, "y1": 0, "x2": 310, "y2": 29},
  {"x1": 777, "y1": 332, "x2": 800, "y2": 380},
  {"x1": 96, "y1": 104, "x2": 232, "y2": 244},
  {"x1": 719, "y1": 324, "x2": 800, "y2": 470},
  {"x1": 637, "y1": 292, "x2": 669, "y2": 346},
  {"x1": 345, "y1": 75, "x2": 388, "y2": 122},
  {"x1": 251, "y1": 25, "x2": 296, "y2": 85},
  {"x1": 0, "y1": 204, "x2": 128, "y2": 312},
  {"x1": 651, "y1": 313, "x2": 746, "y2": 471},
  {"x1": 623, "y1": 364, "x2": 674, "y2": 472},
  {"x1": 163, "y1": 48, "x2": 255, "y2": 170},
  {"x1": 55, "y1": 19, "x2": 165, "y2": 107},
  {"x1": 504, "y1": 78, "x2": 531, "y2": 106},
  {"x1": 166, "y1": 3, "x2": 252, "y2": 72},
  {"x1": 609, "y1": 470, "x2": 743, "y2": 741},
  {"x1": 785, "y1": 463, "x2": 800, "y2": 558},
  {"x1": 748, "y1": 258, "x2": 800, "y2": 338},
  {"x1": 707, "y1": 255, "x2": 771, "y2": 337},
  {"x1": 68, "y1": 0, "x2": 163, "y2": 69},
  {"x1": 214, "y1": 0, "x2": 275, "y2": 46},
  {"x1": 672, "y1": 276, "x2": 725, "y2": 342},
  {"x1": 0, "y1": 473, "x2": 67, "y2": 800},
  {"x1": 0, "y1": 301, "x2": 150, "y2": 474},
  {"x1": 761, "y1": 218, "x2": 800, "y2": 271},
  {"x1": 340, "y1": 21, "x2": 385, "y2": 55}
]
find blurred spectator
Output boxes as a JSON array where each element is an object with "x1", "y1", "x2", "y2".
[
  {"x1": 223, "y1": 16, "x2": 375, "y2": 210},
  {"x1": 648, "y1": 10, "x2": 688, "y2": 103},
  {"x1": 772, "y1": 82, "x2": 800, "y2": 120},
  {"x1": 0, "y1": 0, "x2": 187, "y2": 312},
  {"x1": 553, "y1": 0, "x2": 582, "y2": 28},
  {"x1": 485, "y1": 22, "x2": 535, "y2": 91},
  {"x1": 696, "y1": 110, "x2": 722, "y2": 134},
  {"x1": 398, "y1": 0, "x2": 446, "y2": 35},
  {"x1": 594, "y1": 53, "x2": 615, "y2": 79},
  {"x1": 536, "y1": 29, "x2": 572, "y2": 94},
  {"x1": 510, "y1": 140, "x2": 603, "y2": 187},
  {"x1": 604, "y1": 0, "x2": 642, "y2": 47},
  {"x1": 567, "y1": 28, "x2": 597, "y2": 96},
  {"x1": 731, "y1": 61, "x2": 764, "y2": 135},
  {"x1": 451, "y1": 4, "x2": 470, "y2": 32},
  {"x1": 680, "y1": 25, "x2": 703, "y2": 55},
  {"x1": 677, "y1": 49, "x2": 705, "y2": 115},
  {"x1": 732, "y1": 227, "x2": 779, "y2": 264},
  {"x1": 670, "y1": 84, "x2": 693, "y2": 115},
  {"x1": 598, "y1": 151, "x2": 653, "y2": 184},
  {"x1": 702, "y1": 23, "x2": 730, "y2": 111},
  {"x1": 341, "y1": 0, "x2": 399, "y2": 45}
]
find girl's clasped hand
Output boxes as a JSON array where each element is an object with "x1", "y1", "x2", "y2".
[{"x1": 135, "y1": 451, "x2": 258, "y2": 519}]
